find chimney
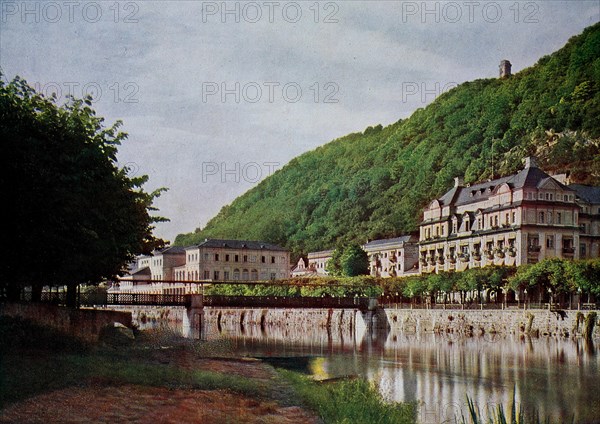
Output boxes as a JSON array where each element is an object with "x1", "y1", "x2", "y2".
[
  {"x1": 454, "y1": 176, "x2": 464, "y2": 187},
  {"x1": 499, "y1": 60, "x2": 512, "y2": 78},
  {"x1": 523, "y1": 156, "x2": 538, "y2": 169}
]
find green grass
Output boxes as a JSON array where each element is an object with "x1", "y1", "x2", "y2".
[
  {"x1": 459, "y1": 391, "x2": 568, "y2": 424},
  {"x1": 0, "y1": 316, "x2": 261, "y2": 409},
  {"x1": 278, "y1": 370, "x2": 417, "y2": 424}
]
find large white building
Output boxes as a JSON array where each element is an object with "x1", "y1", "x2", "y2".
[
  {"x1": 113, "y1": 239, "x2": 290, "y2": 294},
  {"x1": 364, "y1": 236, "x2": 420, "y2": 278},
  {"x1": 418, "y1": 157, "x2": 600, "y2": 274}
]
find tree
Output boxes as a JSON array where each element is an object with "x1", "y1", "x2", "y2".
[
  {"x1": 340, "y1": 244, "x2": 370, "y2": 277},
  {"x1": 1, "y1": 75, "x2": 167, "y2": 306}
]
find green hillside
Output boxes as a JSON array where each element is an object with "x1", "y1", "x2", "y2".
[{"x1": 176, "y1": 23, "x2": 600, "y2": 255}]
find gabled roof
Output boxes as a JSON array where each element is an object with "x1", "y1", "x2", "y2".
[
  {"x1": 130, "y1": 266, "x2": 151, "y2": 276},
  {"x1": 436, "y1": 164, "x2": 572, "y2": 208},
  {"x1": 570, "y1": 184, "x2": 600, "y2": 204},
  {"x1": 155, "y1": 245, "x2": 186, "y2": 255},
  {"x1": 187, "y1": 238, "x2": 288, "y2": 252},
  {"x1": 364, "y1": 235, "x2": 416, "y2": 249},
  {"x1": 307, "y1": 249, "x2": 335, "y2": 258}
]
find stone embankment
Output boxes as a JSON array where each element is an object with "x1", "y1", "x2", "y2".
[
  {"x1": 196, "y1": 306, "x2": 600, "y2": 341},
  {"x1": 0, "y1": 302, "x2": 132, "y2": 343},
  {"x1": 382, "y1": 308, "x2": 600, "y2": 339}
]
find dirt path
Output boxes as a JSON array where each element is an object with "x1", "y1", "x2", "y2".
[
  {"x1": 0, "y1": 384, "x2": 318, "y2": 424},
  {"x1": 0, "y1": 355, "x2": 321, "y2": 424}
]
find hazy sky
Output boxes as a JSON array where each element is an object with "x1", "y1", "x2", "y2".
[{"x1": 1, "y1": 0, "x2": 598, "y2": 241}]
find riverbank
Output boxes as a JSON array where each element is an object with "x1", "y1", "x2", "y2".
[{"x1": 0, "y1": 316, "x2": 416, "y2": 423}]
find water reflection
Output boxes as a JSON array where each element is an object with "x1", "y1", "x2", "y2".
[{"x1": 147, "y1": 318, "x2": 600, "y2": 423}]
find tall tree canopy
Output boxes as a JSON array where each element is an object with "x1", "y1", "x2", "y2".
[{"x1": 0, "y1": 76, "x2": 167, "y2": 305}]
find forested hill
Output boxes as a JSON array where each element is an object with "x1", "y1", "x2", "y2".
[{"x1": 175, "y1": 23, "x2": 600, "y2": 255}]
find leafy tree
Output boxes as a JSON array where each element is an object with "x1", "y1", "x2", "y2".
[
  {"x1": 340, "y1": 244, "x2": 370, "y2": 277},
  {"x1": 1, "y1": 76, "x2": 167, "y2": 306}
]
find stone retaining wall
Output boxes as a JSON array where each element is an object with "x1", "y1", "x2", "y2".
[
  {"x1": 203, "y1": 307, "x2": 372, "y2": 343},
  {"x1": 0, "y1": 302, "x2": 132, "y2": 343},
  {"x1": 383, "y1": 308, "x2": 600, "y2": 338}
]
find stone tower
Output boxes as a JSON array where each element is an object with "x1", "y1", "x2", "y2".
[{"x1": 499, "y1": 60, "x2": 512, "y2": 78}]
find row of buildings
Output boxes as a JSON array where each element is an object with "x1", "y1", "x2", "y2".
[
  {"x1": 294, "y1": 157, "x2": 600, "y2": 277},
  {"x1": 115, "y1": 157, "x2": 600, "y2": 293}
]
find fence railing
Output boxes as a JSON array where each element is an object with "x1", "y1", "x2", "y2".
[{"x1": 203, "y1": 295, "x2": 371, "y2": 310}]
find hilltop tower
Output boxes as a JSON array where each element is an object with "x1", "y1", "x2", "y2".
[{"x1": 499, "y1": 60, "x2": 512, "y2": 78}]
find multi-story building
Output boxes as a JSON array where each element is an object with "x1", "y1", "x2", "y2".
[
  {"x1": 363, "y1": 236, "x2": 419, "y2": 277},
  {"x1": 572, "y1": 184, "x2": 600, "y2": 258},
  {"x1": 307, "y1": 250, "x2": 334, "y2": 275},
  {"x1": 174, "y1": 239, "x2": 290, "y2": 281},
  {"x1": 419, "y1": 157, "x2": 599, "y2": 273},
  {"x1": 149, "y1": 246, "x2": 186, "y2": 280}
]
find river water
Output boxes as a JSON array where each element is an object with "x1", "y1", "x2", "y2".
[{"x1": 145, "y1": 319, "x2": 600, "y2": 423}]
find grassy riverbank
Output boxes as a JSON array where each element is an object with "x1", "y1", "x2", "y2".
[{"x1": 0, "y1": 316, "x2": 419, "y2": 423}]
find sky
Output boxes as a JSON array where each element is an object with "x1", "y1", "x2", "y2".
[{"x1": 1, "y1": 0, "x2": 599, "y2": 242}]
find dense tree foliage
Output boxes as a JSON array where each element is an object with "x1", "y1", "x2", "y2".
[
  {"x1": 176, "y1": 24, "x2": 600, "y2": 255},
  {"x1": 203, "y1": 259, "x2": 600, "y2": 303},
  {"x1": 326, "y1": 244, "x2": 369, "y2": 277},
  {"x1": 0, "y1": 76, "x2": 167, "y2": 306}
]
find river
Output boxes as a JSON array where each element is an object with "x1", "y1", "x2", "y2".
[{"x1": 142, "y1": 316, "x2": 600, "y2": 423}]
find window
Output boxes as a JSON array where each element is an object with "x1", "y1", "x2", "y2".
[
  {"x1": 505, "y1": 213, "x2": 509, "y2": 225},
  {"x1": 512, "y1": 212, "x2": 516, "y2": 223},
  {"x1": 242, "y1": 269, "x2": 249, "y2": 280},
  {"x1": 204, "y1": 253, "x2": 209, "y2": 261},
  {"x1": 251, "y1": 269, "x2": 258, "y2": 280},
  {"x1": 213, "y1": 270, "x2": 220, "y2": 280},
  {"x1": 224, "y1": 271, "x2": 230, "y2": 280},
  {"x1": 546, "y1": 235, "x2": 554, "y2": 249},
  {"x1": 233, "y1": 269, "x2": 240, "y2": 280},
  {"x1": 477, "y1": 217, "x2": 482, "y2": 230},
  {"x1": 261, "y1": 256, "x2": 266, "y2": 263},
  {"x1": 225, "y1": 254, "x2": 230, "y2": 262},
  {"x1": 204, "y1": 270, "x2": 210, "y2": 279},
  {"x1": 452, "y1": 220, "x2": 457, "y2": 234},
  {"x1": 234, "y1": 254, "x2": 239, "y2": 262},
  {"x1": 215, "y1": 253, "x2": 219, "y2": 261},
  {"x1": 271, "y1": 256, "x2": 276, "y2": 264},
  {"x1": 580, "y1": 243, "x2": 587, "y2": 258},
  {"x1": 557, "y1": 212, "x2": 562, "y2": 224},
  {"x1": 270, "y1": 272, "x2": 276, "y2": 280},
  {"x1": 243, "y1": 255, "x2": 248, "y2": 262},
  {"x1": 539, "y1": 212, "x2": 545, "y2": 224},
  {"x1": 528, "y1": 234, "x2": 540, "y2": 247}
]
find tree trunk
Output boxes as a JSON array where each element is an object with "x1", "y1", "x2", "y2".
[
  {"x1": 5, "y1": 283, "x2": 22, "y2": 302},
  {"x1": 31, "y1": 284, "x2": 42, "y2": 302},
  {"x1": 66, "y1": 284, "x2": 78, "y2": 308}
]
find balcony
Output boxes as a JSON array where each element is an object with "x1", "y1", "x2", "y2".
[
  {"x1": 562, "y1": 247, "x2": 575, "y2": 255},
  {"x1": 483, "y1": 249, "x2": 494, "y2": 260},
  {"x1": 507, "y1": 247, "x2": 517, "y2": 257},
  {"x1": 458, "y1": 253, "x2": 470, "y2": 263},
  {"x1": 436, "y1": 256, "x2": 445, "y2": 265},
  {"x1": 528, "y1": 245, "x2": 541, "y2": 253},
  {"x1": 494, "y1": 249, "x2": 505, "y2": 259},
  {"x1": 472, "y1": 253, "x2": 482, "y2": 261},
  {"x1": 446, "y1": 254, "x2": 457, "y2": 264}
]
